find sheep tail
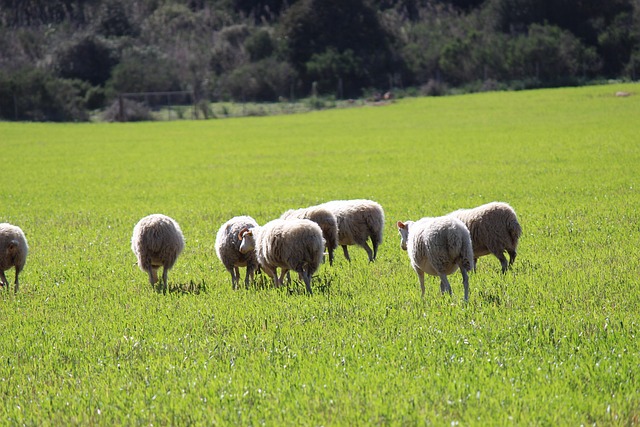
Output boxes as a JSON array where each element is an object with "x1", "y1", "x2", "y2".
[{"x1": 507, "y1": 218, "x2": 522, "y2": 247}]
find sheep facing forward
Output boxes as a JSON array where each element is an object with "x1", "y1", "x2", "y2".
[
  {"x1": 0, "y1": 223, "x2": 28, "y2": 293},
  {"x1": 280, "y1": 206, "x2": 339, "y2": 266},
  {"x1": 215, "y1": 216, "x2": 260, "y2": 289},
  {"x1": 238, "y1": 218, "x2": 324, "y2": 295},
  {"x1": 397, "y1": 216, "x2": 474, "y2": 300},
  {"x1": 319, "y1": 199, "x2": 384, "y2": 262},
  {"x1": 131, "y1": 214, "x2": 185, "y2": 294},
  {"x1": 449, "y1": 202, "x2": 522, "y2": 273}
]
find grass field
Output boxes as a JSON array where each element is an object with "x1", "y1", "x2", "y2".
[{"x1": 1, "y1": 83, "x2": 639, "y2": 425}]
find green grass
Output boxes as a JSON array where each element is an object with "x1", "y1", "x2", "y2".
[{"x1": 1, "y1": 83, "x2": 639, "y2": 425}]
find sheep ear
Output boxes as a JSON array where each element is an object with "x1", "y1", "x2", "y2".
[
  {"x1": 397, "y1": 221, "x2": 406, "y2": 229},
  {"x1": 238, "y1": 227, "x2": 251, "y2": 239}
]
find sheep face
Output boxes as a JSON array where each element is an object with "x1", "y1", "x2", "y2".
[
  {"x1": 238, "y1": 228, "x2": 255, "y2": 254},
  {"x1": 396, "y1": 221, "x2": 413, "y2": 251}
]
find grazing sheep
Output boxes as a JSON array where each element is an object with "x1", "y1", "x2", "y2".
[
  {"x1": 215, "y1": 215, "x2": 260, "y2": 289},
  {"x1": 238, "y1": 218, "x2": 324, "y2": 295},
  {"x1": 0, "y1": 223, "x2": 28, "y2": 293},
  {"x1": 131, "y1": 214, "x2": 185, "y2": 294},
  {"x1": 397, "y1": 216, "x2": 474, "y2": 300},
  {"x1": 318, "y1": 199, "x2": 385, "y2": 262},
  {"x1": 280, "y1": 206, "x2": 339, "y2": 266},
  {"x1": 449, "y1": 202, "x2": 522, "y2": 273}
]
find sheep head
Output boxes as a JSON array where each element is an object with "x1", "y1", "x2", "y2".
[
  {"x1": 396, "y1": 221, "x2": 412, "y2": 251},
  {"x1": 238, "y1": 227, "x2": 255, "y2": 254}
]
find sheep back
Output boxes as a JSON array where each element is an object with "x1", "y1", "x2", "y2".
[
  {"x1": 257, "y1": 218, "x2": 324, "y2": 275},
  {"x1": 131, "y1": 214, "x2": 185, "y2": 271},
  {"x1": 215, "y1": 215, "x2": 259, "y2": 270},
  {"x1": 281, "y1": 207, "x2": 339, "y2": 254},
  {"x1": 0, "y1": 223, "x2": 28, "y2": 273},
  {"x1": 320, "y1": 199, "x2": 384, "y2": 247},
  {"x1": 450, "y1": 202, "x2": 521, "y2": 258},
  {"x1": 407, "y1": 216, "x2": 474, "y2": 276}
]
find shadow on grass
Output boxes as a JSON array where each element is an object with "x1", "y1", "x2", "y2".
[{"x1": 151, "y1": 279, "x2": 208, "y2": 295}]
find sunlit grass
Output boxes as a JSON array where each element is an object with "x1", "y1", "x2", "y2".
[{"x1": 1, "y1": 83, "x2": 639, "y2": 425}]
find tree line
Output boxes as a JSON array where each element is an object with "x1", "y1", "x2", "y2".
[{"x1": 0, "y1": 0, "x2": 638, "y2": 121}]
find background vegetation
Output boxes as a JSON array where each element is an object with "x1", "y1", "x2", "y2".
[
  {"x1": 0, "y1": 83, "x2": 639, "y2": 424},
  {"x1": 1, "y1": 0, "x2": 639, "y2": 120}
]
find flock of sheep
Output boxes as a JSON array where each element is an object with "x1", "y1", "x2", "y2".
[{"x1": 0, "y1": 200, "x2": 521, "y2": 300}]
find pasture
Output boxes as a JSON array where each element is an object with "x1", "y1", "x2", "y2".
[{"x1": 1, "y1": 83, "x2": 639, "y2": 425}]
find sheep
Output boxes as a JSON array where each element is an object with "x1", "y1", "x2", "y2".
[
  {"x1": 448, "y1": 202, "x2": 522, "y2": 273},
  {"x1": 238, "y1": 218, "x2": 324, "y2": 295},
  {"x1": 0, "y1": 223, "x2": 28, "y2": 293},
  {"x1": 397, "y1": 216, "x2": 474, "y2": 300},
  {"x1": 318, "y1": 199, "x2": 385, "y2": 262},
  {"x1": 215, "y1": 215, "x2": 260, "y2": 290},
  {"x1": 280, "y1": 206, "x2": 339, "y2": 266},
  {"x1": 131, "y1": 214, "x2": 185, "y2": 294}
]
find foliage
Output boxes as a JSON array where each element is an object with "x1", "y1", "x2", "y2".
[
  {"x1": 1, "y1": 0, "x2": 640, "y2": 120},
  {"x1": 0, "y1": 83, "x2": 639, "y2": 424},
  {"x1": 0, "y1": 68, "x2": 89, "y2": 121},
  {"x1": 216, "y1": 57, "x2": 297, "y2": 101},
  {"x1": 106, "y1": 47, "x2": 182, "y2": 95},
  {"x1": 53, "y1": 35, "x2": 118, "y2": 86}
]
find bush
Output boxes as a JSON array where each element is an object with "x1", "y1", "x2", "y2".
[
  {"x1": 101, "y1": 98, "x2": 152, "y2": 122},
  {"x1": 0, "y1": 68, "x2": 89, "y2": 121},
  {"x1": 217, "y1": 58, "x2": 297, "y2": 102},
  {"x1": 106, "y1": 47, "x2": 181, "y2": 95},
  {"x1": 53, "y1": 35, "x2": 117, "y2": 86}
]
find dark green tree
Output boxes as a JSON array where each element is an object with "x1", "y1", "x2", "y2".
[{"x1": 280, "y1": 0, "x2": 399, "y2": 96}]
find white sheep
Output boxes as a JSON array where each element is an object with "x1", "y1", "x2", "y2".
[
  {"x1": 449, "y1": 202, "x2": 522, "y2": 273},
  {"x1": 0, "y1": 223, "x2": 28, "y2": 293},
  {"x1": 131, "y1": 214, "x2": 185, "y2": 294},
  {"x1": 397, "y1": 216, "x2": 474, "y2": 300},
  {"x1": 215, "y1": 215, "x2": 260, "y2": 289},
  {"x1": 238, "y1": 218, "x2": 324, "y2": 295},
  {"x1": 318, "y1": 199, "x2": 385, "y2": 262},
  {"x1": 280, "y1": 206, "x2": 339, "y2": 266}
]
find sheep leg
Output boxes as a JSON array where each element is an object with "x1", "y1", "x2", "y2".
[
  {"x1": 229, "y1": 267, "x2": 239, "y2": 290},
  {"x1": 372, "y1": 239, "x2": 379, "y2": 261},
  {"x1": 360, "y1": 242, "x2": 375, "y2": 262},
  {"x1": 162, "y1": 267, "x2": 169, "y2": 295},
  {"x1": 0, "y1": 270, "x2": 8, "y2": 288},
  {"x1": 507, "y1": 250, "x2": 517, "y2": 268},
  {"x1": 277, "y1": 269, "x2": 286, "y2": 287},
  {"x1": 460, "y1": 268, "x2": 470, "y2": 301},
  {"x1": 328, "y1": 248, "x2": 335, "y2": 266},
  {"x1": 439, "y1": 275, "x2": 452, "y2": 296},
  {"x1": 244, "y1": 266, "x2": 254, "y2": 289},
  {"x1": 299, "y1": 270, "x2": 313, "y2": 295},
  {"x1": 416, "y1": 270, "x2": 426, "y2": 297},
  {"x1": 146, "y1": 267, "x2": 157, "y2": 286},
  {"x1": 341, "y1": 245, "x2": 351, "y2": 262},
  {"x1": 14, "y1": 270, "x2": 19, "y2": 293},
  {"x1": 493, "y1": 252, "x2": 509, "y2": 274},
  {"x1": 261, "y1": 264, "x2": 277, "y2": 286}
]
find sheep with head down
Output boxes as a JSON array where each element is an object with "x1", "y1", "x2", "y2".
[
  {"x1": 448, "y1": 202, "x2": 521, "y2": 273},
  {"x1": 131, "y1": 214, "x2": 184, "y2": 294},
  {"x1": 0, "y1": 223, "x2": 28, "y2": 293},
  {"x1": 318, "y1": 199, "x2": 384, "y2": 262},
  {"x1": 238, "y1": 218, "x2": 324, "y2": 295},
  {"x1": 397, "y1": 216, "x2": 474, "y2": 300},
  {"x1": 215, "y1": 215, "x2": 260, "y2": 289},
  {"x1": 280, "y1": 206, "x2": 339, "y2": 266}
]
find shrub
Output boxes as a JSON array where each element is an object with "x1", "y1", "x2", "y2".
[
  {"x1": 217, "y1": 58, "x2": 297, "y2": 102},
  {"x1": 101, "y1": 98, "x2": 152, "y2": 122},
  {"x1": 0, "y1": 68, "x2": 89, "y2": 121}
]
